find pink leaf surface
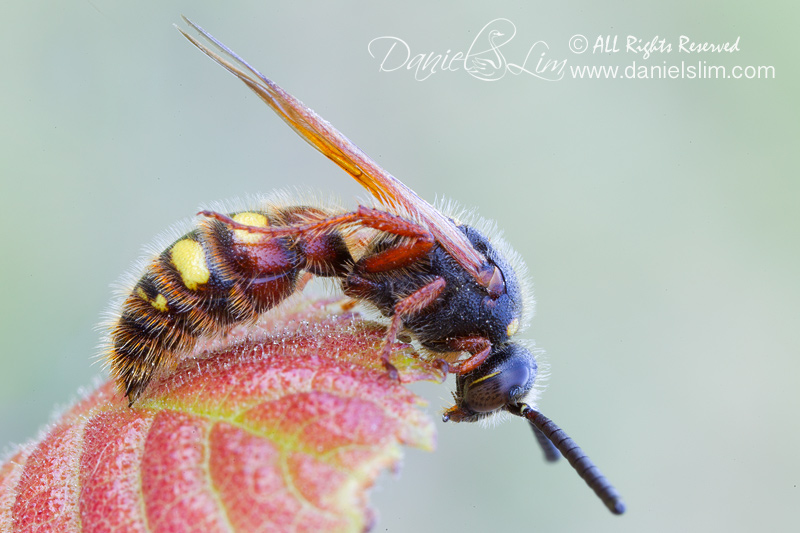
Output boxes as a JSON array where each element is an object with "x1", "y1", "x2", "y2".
[{"x1": 1, "y1": 296, "x2": 444, "y2": 533}]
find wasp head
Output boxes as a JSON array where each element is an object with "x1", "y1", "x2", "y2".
[{"x1": 442, "y1": 343, "x2": 536, "y2": 423}]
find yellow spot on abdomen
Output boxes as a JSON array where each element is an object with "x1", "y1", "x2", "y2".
[
  {"x1": 151, "y1": 294, "x2": 168, "y2": 312},
  {"x1": 232, "y1": 212, "x2": 269, "y2": 244},
  {"x1": 170, "y1": 239, "x2": 210, "y2": 290},
  {"x1": 135, "y1": 288, "x2": 169, "y2": 312}
]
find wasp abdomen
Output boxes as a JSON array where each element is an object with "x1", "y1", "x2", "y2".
[{"x1": 108, "y1": 206, "x2": 351, "y2": 405}]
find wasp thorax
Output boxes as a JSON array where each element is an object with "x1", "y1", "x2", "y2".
[{"x1": 444, "y1": 343, "x2": 537, "y2": 423}]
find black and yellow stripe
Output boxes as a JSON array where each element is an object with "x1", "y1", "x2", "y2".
[{"x1": 108, "y1": 208, "x2": 344, "y2": 405}]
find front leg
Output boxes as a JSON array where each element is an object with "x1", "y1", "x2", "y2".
[{"x1": 444, "y1": 336, "x2": 492, "y2": 375}]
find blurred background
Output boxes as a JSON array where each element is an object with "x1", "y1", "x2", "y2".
[{"x1": 1, "y1": 1, "x2": 797, "y2": 531}]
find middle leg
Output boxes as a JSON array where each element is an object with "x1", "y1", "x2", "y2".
[{"x1": 377, "y1": 277, "x2": 446, "y2": 380}]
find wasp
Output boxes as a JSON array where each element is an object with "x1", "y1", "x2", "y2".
[{"x1": 104, "y1": 17, "x2": 625, "y2": 515}]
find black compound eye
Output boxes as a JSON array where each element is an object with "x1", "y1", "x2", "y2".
[{"x1": 456, "y1": 343, "x2": 537, "y2": 416}]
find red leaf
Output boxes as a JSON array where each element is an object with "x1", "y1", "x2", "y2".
[{"x1": 1, "y1": 296, "x2": 444, "y2": 532}]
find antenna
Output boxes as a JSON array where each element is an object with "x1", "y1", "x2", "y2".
[
  {"x1": 509, "y1": 403, "x2": 626, "y2": 515},
  {"x1": 530, "y1": 423, "x2": 562, "y2": 462}
]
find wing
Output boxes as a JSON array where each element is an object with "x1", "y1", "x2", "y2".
[{"x1": 177, "y1": 17, "x2": 494, "y2": 289}]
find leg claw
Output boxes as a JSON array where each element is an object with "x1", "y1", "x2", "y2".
[
  {"x1": 432, "y1": 358, "x2": 450, "y2": 376},
  {"x1": 382, "y1": 359, "x2": 400, "y2": 381}
]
